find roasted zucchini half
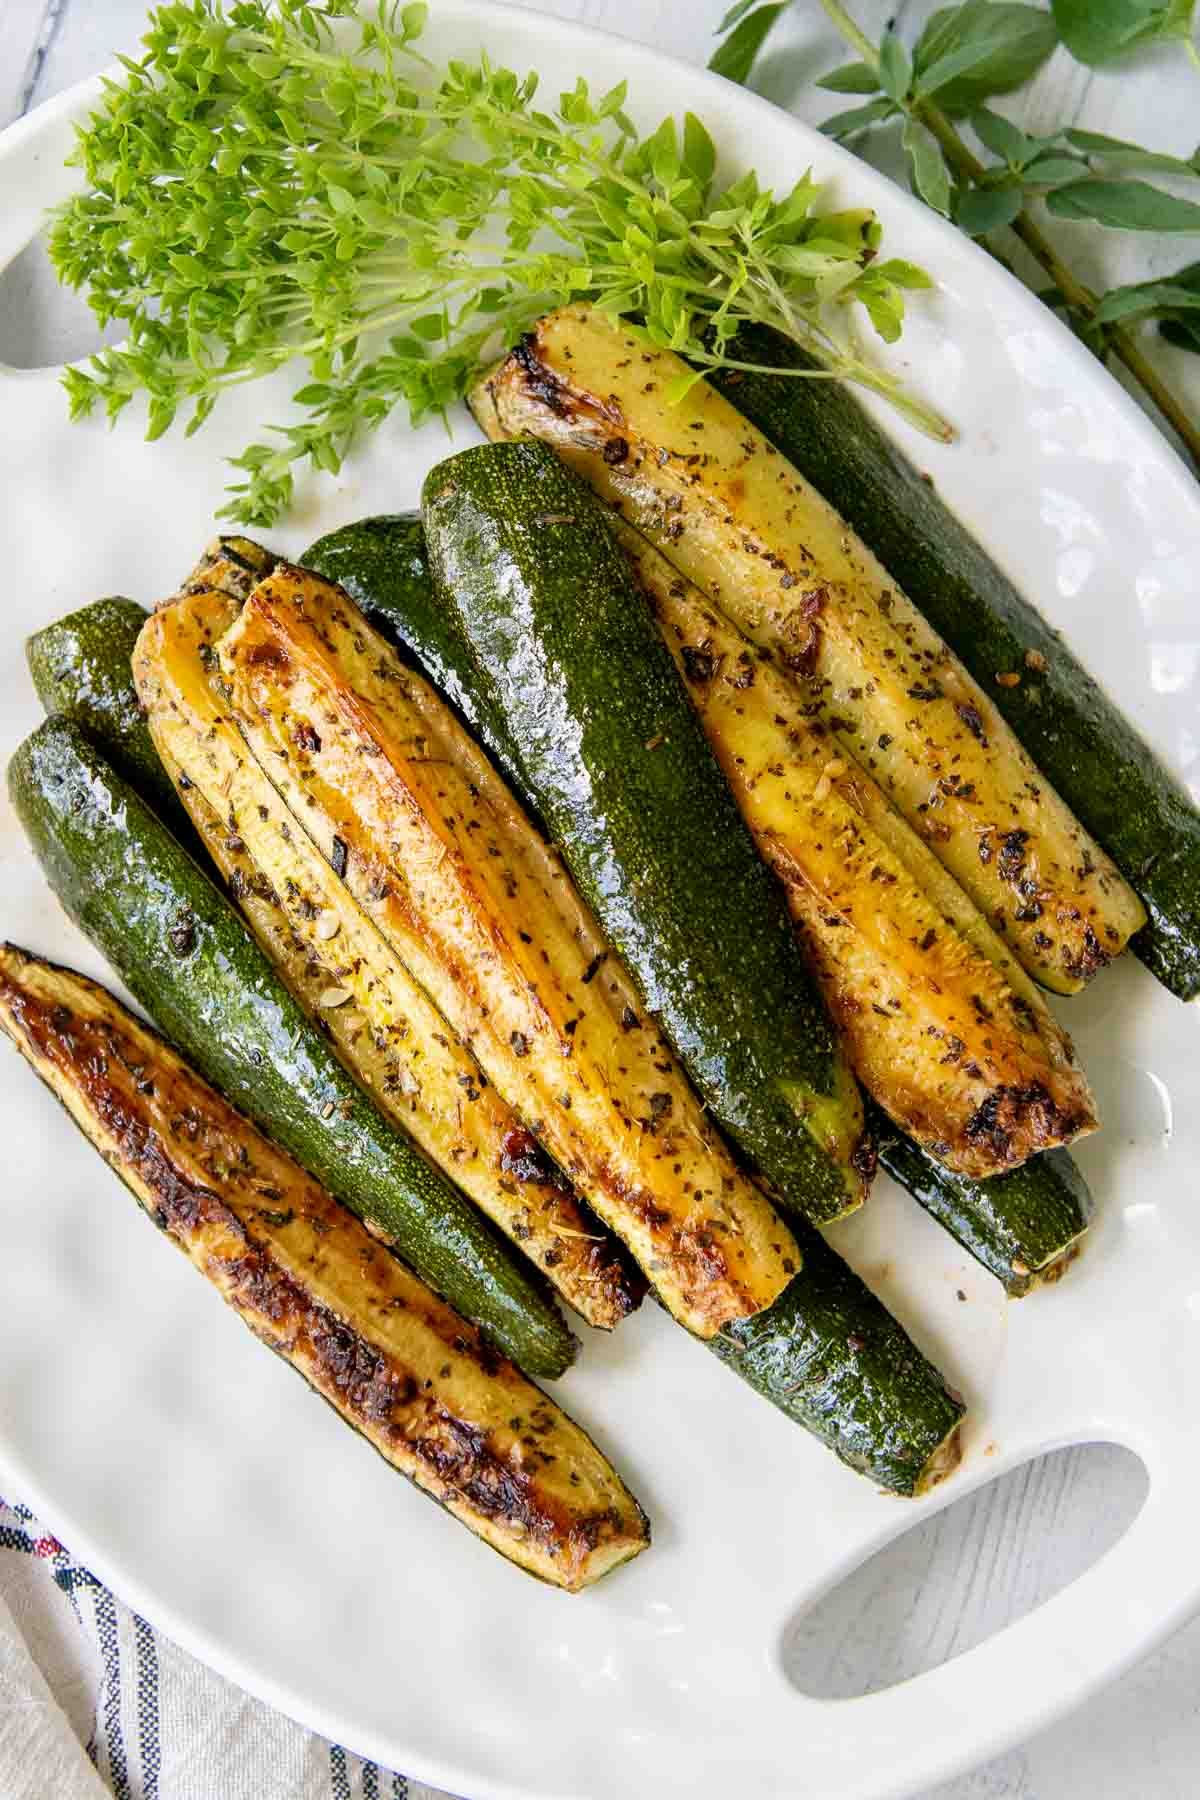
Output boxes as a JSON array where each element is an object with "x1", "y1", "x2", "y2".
[
  {"x1": 708, "y1": 322, "x2": 1200, "y2": 1004},
  {"x1": 612, "y1": 522, "x2": 1097, "y2": 1176},
  {"x1": 9, "y1": 717, "x2": 578, "y2": 1380},
  {"x1": 302, "y1": 511, "x2": 1096, "y2": 1289},
  {"x1": 473, "y1": 305, "x2": 1147, "y2": 996},
  {"x1": 0, "y1": 944, "x2": 647, "y2": 1589},
  {"x1": 213, "y1": 563, "x2": 802, "y2": 1339},
  {"x1": 420, "y1": 441, "x2": 871, "y2": 1224},
  {"x1": 134, "y1": 586, "x2": 643, "y2": 1332},
  {"x1": 713, "y1": 1224, "x2": 964, "y2": 1494},
  {"x1": 870, "y1": 1101, "x2": 1091, "y2": 1296}
]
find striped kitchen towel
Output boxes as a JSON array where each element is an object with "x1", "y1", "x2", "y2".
[{"x1": 0, "y1": 1495, "x2": 455, "y2": 1800}]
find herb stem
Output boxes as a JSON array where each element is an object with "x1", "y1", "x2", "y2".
[
  {"x1": 914, "y1": 101, "x2": 1200, "y2": 467},
  {"x1": 816, "y1": 0, "x2": 879, "y2": 69},
  {"x1": 818, "y1": 0, "x2": 1200, "y2": 471}
]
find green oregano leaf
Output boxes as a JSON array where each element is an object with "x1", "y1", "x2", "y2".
[
  {"x1": 1066, "y1": 127, "x2": 1200, "y2": 176},
  {"x1": 1093, "y1": 277, "x2": 1200, "y2": 321},
  {"x1": 903, "y1": 117, "x2": 953, "y2": 214},
  {"x1": 878, "y1": 30, "x2": 914, "y2": 102},
  {"x1": 816, "y1": 62, "x2": 881, "y2": 93},
  {"x1": 715, "y1": 0, "x2": 759, "y2": 33},
  {"x1": 708, "y1": 3, "x2": 787, "y2": 83},
  {"x1": 912, "y1": 3, "x2": 1058, "y2": 114},
  {"x1": 956, "y1": 182, "x2": 1023, "y2": 233},
  {"x1": 971, "y1": 104, "x2": 1033, "y2": 166},
  {"x1": 1046, "y1": 178, "x2": 1200, "y2": 231},
  {"x1": 1051, "y1": 0, "x2": 1196, "y2": 65},
  {"x1": 819, "y1": 98, "x2": 898, "y2": 139}
]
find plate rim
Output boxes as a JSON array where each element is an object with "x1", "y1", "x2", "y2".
[{"x1": 1, "y1": 6, "x2": 1198, "y2": 1797}]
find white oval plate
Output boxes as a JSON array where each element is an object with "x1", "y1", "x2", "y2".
[{"x1": 1, "y1": 7, "x2": 1198, "y2": 1797}]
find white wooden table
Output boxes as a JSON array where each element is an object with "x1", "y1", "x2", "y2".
[{"x1": 2, "y1": 3, "x2": 1198, "y2": 1796}]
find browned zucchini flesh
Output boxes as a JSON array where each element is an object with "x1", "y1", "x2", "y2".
[
  {"x1": 0, "y1": 943, "x2": 648, "y2": 1589},
  {"x1": 134, "y1": 585, "x2": 643, "y2": 1331},
  {"x1": 473, "y1": 306, "x2": 1147, "y2": 996},
  {"x1": 613, "y1": 523, "x2": 1097, "y2": 1176},
  {"x1": 214, "y1": 563, "x2": 802, "y2": 1339}
]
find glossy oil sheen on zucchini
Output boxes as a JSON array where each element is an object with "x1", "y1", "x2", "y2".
[
  {"x1": 475, "y1": 306, "x2": 1147, "y2": 996},
  {"x1": 229, "y1": 578, "x2": 966, "y2": 1500},
  {"x1": 0, "y1": 944, "x2": 646, "y2": 1588},
  {"x1": 214, "y1": 564, "x2": 801, "y2": 1338},
  {"x1": 297, "y1": 526, "x2": 973, "y2": 1486},
  {"x1": 612, "y1": 522, "x2": 1097, "y2": 1176},
  {"x1": 707, "y1": 323, "x2": 1200, "y2": 1004},
  {"x1": 26, "y1": 596, "x2": 195, "y2": 842},
  {"x1": 8, "y1": 717, "x2": 576, "y2": 1379},
  {"x1": 869, "y1": 1101, "x2": 1091, "y2": 1295},
  {"x1": 135, "y1": 583, "x2": 642, "y2": 1331},
  {"x1": 421, "y1": 441, "x2": 871, "y2": 1223},
  {"x1": 303, "y1": 518, "x2": 527, "y2": 795},
  {"x1": 462, "y1": 405, "x2": 1097, "y2": 1176},
  {"x1": 302, "y1": 512, "x2": 1096, "y2": 1285},
  {"x1": 714, "y1": 1225, "x2": 964, "y2": 1493}
]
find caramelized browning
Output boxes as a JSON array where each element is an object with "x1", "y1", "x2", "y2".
[
  {"x1": 0, "y1": 945, "x2": 648, "y2": 1589},
  {"x1": 135, "y1": 589, "x2": 643, "y2": 1330},
  {"x1": 616, "y1": 527, "x2": 1097, "y2": 1175},
  {"x1": 476, "y1": 306, "x2": 1147, "y2": 996},
  {"x1": 215, "y1": 565, "x2": 801, "y2": 1337}
]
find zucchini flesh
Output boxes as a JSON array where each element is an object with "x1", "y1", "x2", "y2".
[
  {"x1": 134, "y1": 586, "x2": 643, "y2": 1331},
  {"x1": 0, "y1": 944, "x2": 646, "y2": 1588},
  {"x1": 614, "y1": 522, "x2": 1097, "y2": 1175},
  {"x1": 302, "y1": 517, "x2": 526, "y2": 792},
  {"x1": 297, "y1": 524, "x2": 970, "y2": 1487},
  {"x1": 8, "y1": 717, "x2": 577, "y2": 1380},
  {"x1": 475, "y1": 307, "x2": 1147, "y2": 996},
  {"x1": 300, "y1": 514, "x2": 1096, "y2": 1291},
  {"x1": 713, "y1": 1225, "x2": 963, "y2": 1494},
  {"x1": 420, "y1": 441, "x2": 871, "y2": 1225},
  {"x1": 708, "y1": 323, "x2": 1200, "y2": 1003},
  {"x1": 215, "y1": 564, "x2": 802, "y2": 1338},
  {"x1": 869, "y1": 1102, "x2": 1090, "y2": 1295},
  {"x1": 464, "y1": 397, "x2": 1096, "y2": 1176},
  {"x1": 26, "y1": 597, "x2": 195, "y2": 842}
]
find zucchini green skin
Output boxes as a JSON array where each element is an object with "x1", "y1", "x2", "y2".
[
  {"x1": 305, "y1": 510, "x2": 1097, "y2": 1296},
  {"x1": 302, "y1": 514, "x2": 532, "y2": 802},
  {"x1": 712, "y1": 1224, "x2": 964, "y2": 1494},
  {"x1": 709, "y1": 326, "x2": 1200, "y2": 1002},
  {"x1": 869, "y1": 1102, "x2": 1092, "y2": 1296},
  {"x1": 304, "y1": 510, "x2": 966, "y2": 1490},
  {"x1": 422, "y1": 441, "x2": 865, "y2": 1226},
  {"x1": 8, "y1": 717, "x2": 577, "y2": 1380},
  {"x1": 26, "y1": 598, "x2": 196, "y2": 843}
]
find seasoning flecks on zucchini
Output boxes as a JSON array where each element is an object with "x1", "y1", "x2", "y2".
[
  {"x1": 420, "y1": 440, "x2": 871, "y2": 1225},
  {"x1": 475, "y1": 306, "x2": 1147, "y2": 997},
  {"x1": 706, "y1": 322, "x2": 1200, "y2": 1004},
  {"x1": 134, "y1": 586, "x2": 643, "y2": 1331},
  {"x1": 214, "y1": 564, "x2": 802, "y2": 1338},
  {"x1": 301, "y1": 512, "x2": 1098, "y2": 1288},
  {"x1": 208, "y1": 572, "x2": 964, "y2": 1490},
  {"x1": 301, "y1": 516, "x2": 530, "y2": 797},
  {"x1": 869, "y1": 1101, "x2": 1091, "y2": 1295},
  {"x1": 8, "y1": 716, "x2": 578, "y2": 1380},
  {"x1": 613, "y1": 521, "x2": 1097, "y2": 1176},
  {"x1": 712, "y1": 1223, "x2": 964, "y2": 1493},
  {"x1": 0, "y1": 943, "x2": 646, "y2": 1588}
]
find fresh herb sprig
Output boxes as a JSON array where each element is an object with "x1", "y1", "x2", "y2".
[
  {"x1": 50, "y1": 0, "x2": 945, "y2": 526},
  {"x1": 711, "y1": 0, "x2": 1200, "y2": 469}
]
